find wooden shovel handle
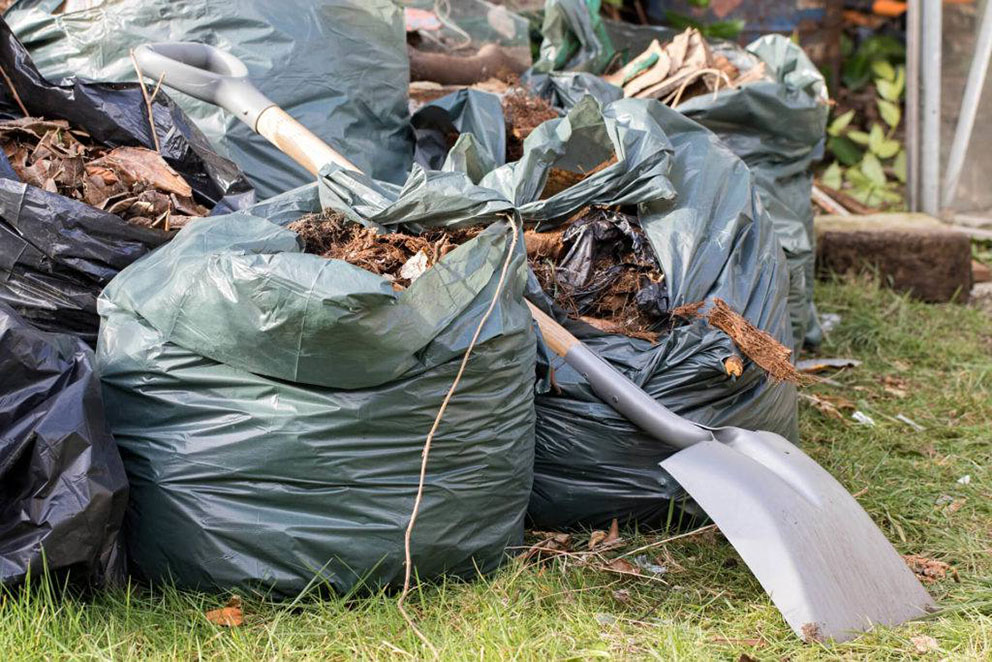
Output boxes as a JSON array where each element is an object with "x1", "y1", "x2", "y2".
[
  {"x1": 255, "y1": 106, "x2": 358, "y2": 175},
  {"x1": 525, "y1": 300, "x2": 579, "y2": 358}
]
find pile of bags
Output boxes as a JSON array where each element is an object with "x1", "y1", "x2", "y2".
[
  {"x1": 0, "y1": 20, "x2": 254, "y2": 344},
  {"x1": 2, "y1": 0, "x2": 826, "y2": 594},
  {"x1": 526, "y1": 1, "x2": 830, "y2": 346}
]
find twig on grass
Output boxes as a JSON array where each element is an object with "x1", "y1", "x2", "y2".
[{"x1": 615, "y1": 523, "x2": 719, "y2": 559}]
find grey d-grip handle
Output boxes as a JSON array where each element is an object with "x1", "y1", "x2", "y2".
[
  {"x1": 134, "y1": 42, "x2": 357, "y2": 175},
  {"x1": 133, "y1": 42, "x2": 274, "y2": 130}
]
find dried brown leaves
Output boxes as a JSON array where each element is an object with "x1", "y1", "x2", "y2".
[
  {"x1": 205, "y1": 596, "x2": 243, "y2": 627},
  {"x1": 0, "y1": 116, "x2": 207, "y2": 229},
  {"x1": 903, "y1": 555, "x2": 960, "y2": 584},
  {"x1": 604, "y1": 28, "x2": 767, "y2": 105}
]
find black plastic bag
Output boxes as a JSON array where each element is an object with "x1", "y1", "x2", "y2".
[
  {"x1": 0, "y1": 303, "x2": 127, "y2": 588},
  {"x1": 0, "y1": 20, "x2": 254, "y2": 344}
]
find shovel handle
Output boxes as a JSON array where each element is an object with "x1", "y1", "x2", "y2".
[
  {"x1": 133, "y1": 42, "x2": 357, "y2": 174},
  {"x1": 526, "y1": 301, "x2": 711, "y2": 448},
  {"x1": 138, "y1": 41, "x2": 709, "y2": 450}
]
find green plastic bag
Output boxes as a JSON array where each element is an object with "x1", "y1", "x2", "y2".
[
  {"x1": 97, "y1": 178, "x2": 536, "y2": 595},
  {"x1": 411, "y1": 94, "x2": 797, "y2": 528}
]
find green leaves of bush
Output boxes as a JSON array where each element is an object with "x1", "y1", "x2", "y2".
[{"x1": 822, "y1": 53, "x2": 906, "y2": 209}]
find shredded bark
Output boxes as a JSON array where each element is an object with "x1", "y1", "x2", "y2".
[
  {"x1": 502, "y1": 88, "x2": 558, "y2": 162},
  {"x1": 541, "y1": 154, "x2": 619, "y2": 199},
  {"x1": 288, "y1": 210, "x2": 482, "y2": 288},
  {"x1": 675, "y1": 298, "x2": 808, "y2": 384},
  {"x1": 528, "y1": 207, "x2": 669, "y2": 342},
  {"x1": 0, "y1": 116, "x2": 207, "y2": 229}
]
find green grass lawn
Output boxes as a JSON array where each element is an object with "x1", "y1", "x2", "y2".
[{"x1": 3, "y1": 279, "x2": 990, "y2": 661}]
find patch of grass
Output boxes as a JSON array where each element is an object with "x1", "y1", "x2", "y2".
[{"x1": 3, "y1": 278, "x2": 990, "y2": 661}]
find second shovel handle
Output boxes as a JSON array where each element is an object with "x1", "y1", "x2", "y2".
[
  {"x1": 255, "y1": 106, "x2": 359, "y2": 176},
  {"x1": 525, "y1": 300, "x2": 577, "y2": 357}
]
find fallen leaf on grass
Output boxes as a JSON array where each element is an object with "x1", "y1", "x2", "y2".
[
  {"x1": 588, "y1": 529, "x2": 608, "y2": 550},
  {"x1": 605, "y1": 518, "x2": 619, "y2": 544},
  {"x1": 946, "y1": 498, "x2": 966, "y2": 514},
  {"x1": 800, "y1": 393, "x2": 856, "y2": 420},
  {"x1": 205, "y1": 596, "x2": 243, "y2": 627},
  {"x1": 605, "y1": 558, "x2": 640, "y2": 575},
  {"x1": 910, "y1": 634, "x2": 939, "y2": 653},
  {"x1": 589, "y1": 518, "x2": 622, "y2": 551},
  {"x1": 796, "y1": 357, "x2": 861, "y2": 373},
  {"x1": 611, "y1": 588, "x2": 631, "y2": 603},
  {"x1": 903, "y1": 555, "x2": 960, "y2": 583},
  {"x1": 880, "y1": 375, "x2": 909, "y2": 399},
  {"x1": 525, "y1": 531, "x2": 572, "y2": 560}
]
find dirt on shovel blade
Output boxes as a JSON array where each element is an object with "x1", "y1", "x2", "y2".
[
  {"x1": 527, "y1": 207, "x2": 669, "y2": 342},
  {"x1": 0, "y1": 116, "x2": 209, "y2": 230},
  {"x1": 288, "y1": 210, "x2": 482, "y2": 288}
]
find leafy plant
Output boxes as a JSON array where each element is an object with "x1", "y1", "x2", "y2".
[
  {"x1": 823, "y1": 60, "x2": 906, "y2": 208},
  {"x1": 662, "y1": 11, "x2": 744, "y2": 40},
  {"x1": 841, "y1": 34, "x2": 905, "y2": 91}
]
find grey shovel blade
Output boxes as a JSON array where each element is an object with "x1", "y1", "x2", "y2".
[{"x1": 661, "y1": 428, "x2": 936, "y2": 643}]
